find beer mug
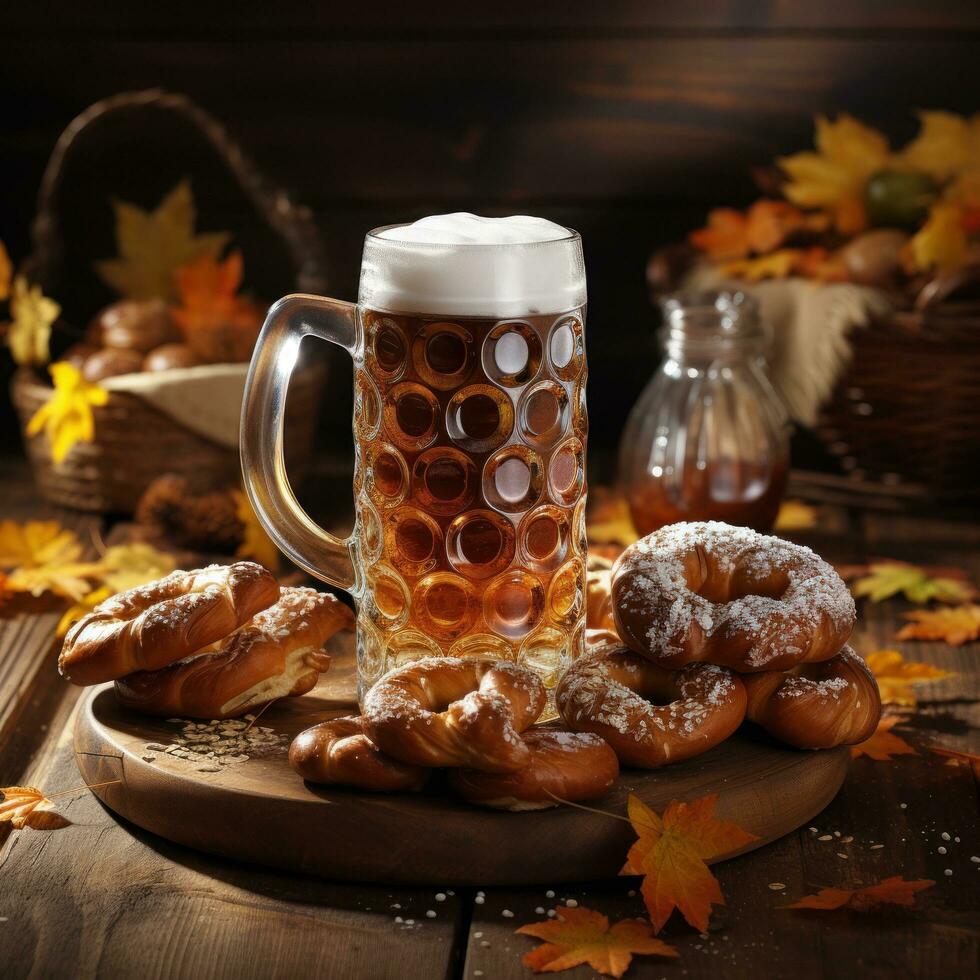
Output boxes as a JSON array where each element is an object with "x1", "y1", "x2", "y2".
[{"x1": 241, "y1": 214, "x2": 588, "y2": 697}]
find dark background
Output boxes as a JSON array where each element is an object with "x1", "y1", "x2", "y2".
[{"x1": 3, "y1": 1, "x2": 979, "y2": 473}]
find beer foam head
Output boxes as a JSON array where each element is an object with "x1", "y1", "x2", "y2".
[{"x1": 359, "y1": 213, "x2": 586, "y2": 316}]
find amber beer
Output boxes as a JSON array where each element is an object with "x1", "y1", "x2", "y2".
[
  {"x1": 241, "y1": 214, "x2": 588, "y2": 698},
  {"x1": 355, "y1": 306, "x2": 588, "y2": 686}
]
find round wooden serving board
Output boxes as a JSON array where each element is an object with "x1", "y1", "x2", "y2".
[{"x1": 74, "y1": 674, "x2": 849, "y2": 886}]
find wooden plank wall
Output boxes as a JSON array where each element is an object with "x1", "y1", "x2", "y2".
[{"x1": 2, "y1": 2, "x2": 979, "y2": 460}]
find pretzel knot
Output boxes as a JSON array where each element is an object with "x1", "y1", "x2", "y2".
[
  {"x1": 289, "y1": 716, "x2": 428, "y2": 792},
  {"x1": 743, "y1": 646, "x2": 881, "y2": 749},
  {"x1": 556, "y1": 644, "x2": 746, "y2": 768},
  {"x1": 362, "y1": 657, "x2": 546, "y2": 772}
]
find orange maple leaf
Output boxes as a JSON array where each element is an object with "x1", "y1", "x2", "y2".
[
  {"x1": 620, "y1": 793, "x2": 758, "y2": 933},
  {"x1": 516, "y1": 905, "x2": 677, "y2": 978},
  {"x1": 0, "y1": 786, "x2": 72, "y2": 830},
  {"x1": 689, "y1": 207, "x2": 750, "y2": 260},
  {"x1": 865, "y1": 649, "x2": 953, "y2": 707},
  {"x1": 783, "y1": 876, "x2": 934, "y2": 912},
  {"x1": 850, "y1": 715, "x2": 917, "y2": 761},
  {"x1": 896, "y1": 604, "x2": 980, "y2": 646},
  {"x1": 173, "y1": 251, "x2": 262, "y2": 332}
]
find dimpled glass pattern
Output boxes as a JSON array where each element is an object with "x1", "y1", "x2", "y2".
[{"x1": 353, "y1": 309, "x2": 588, "y2": 698}]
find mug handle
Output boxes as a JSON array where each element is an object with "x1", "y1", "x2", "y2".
[{"x1": 240, "y1": 293, "x2": 358, "y2": 591}]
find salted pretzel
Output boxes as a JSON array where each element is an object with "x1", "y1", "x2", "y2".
[
  {"x1": 362, "y1": 657, "x2": 546, "y2": 772},
  {"x1": 612, "y1": 522, "x2": 855, "y2": 672},
  {"x1": 289, "y1": 715, "x2": 428, "y2": 792},
  {"x1": 743, "y1": 646, "x2": 881, "y2": 749},
  {"x1": 586, "y1": 552, "x2": 620, "y2": 648},
  {"x1": 60, "y1": 562, "x2": 280, "y2": 685},
  {"x1": 556, "y1": 644, "x2": 746, "y2": 768},
  {"x1": 115, "y1": 587, "x2": 353, "y2": 718},
  {"x1": 449, "y1": 730, "x2": 619, "y2": 811}
]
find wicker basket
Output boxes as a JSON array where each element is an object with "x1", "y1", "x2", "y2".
[
  {"x1": 12, "y1": 365, "x2": 323, "y2": 513},
  {"x1": 816, "y1": 310, "x2": 980, "y2": 497},
  {"x1": 16, "y1": 89, "x2": 330, "y2": 513}
]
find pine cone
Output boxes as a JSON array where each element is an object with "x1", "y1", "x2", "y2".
[{"x1": 136, "y1": 475, "x2": 244, "y2": 552}]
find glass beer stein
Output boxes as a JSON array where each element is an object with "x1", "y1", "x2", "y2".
[{"x1": 241, "y1": 215, "x2": 589, "y2": 698}]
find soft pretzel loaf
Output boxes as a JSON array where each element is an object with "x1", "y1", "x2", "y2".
[
  {"x1": 114, "y1": 586, "x2": 353, "y2": 718},
  {"x1": 60, "y1": 562, "x2": 279, "y2": 685}
]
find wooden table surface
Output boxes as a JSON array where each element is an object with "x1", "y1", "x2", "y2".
[{"x1": 1, "y1": 458, "x2": 977, "y2": 980}]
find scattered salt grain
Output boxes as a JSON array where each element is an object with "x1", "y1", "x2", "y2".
[
  {"x1": 502, "y1": 909, "x2": 514, "y2": 918},
  {"x1": 426, "y1": 910, "x2": 436, "y2": 919},
  {"x1": 837, "y1": 853, "x2": 848, "y2": 859},
  {"x1": 565, "y1": 899, "x2": 579, "y2": 908},
  {"x1": 435, "y1": 893, "x2": 446, "y2": 902},
  {"x1": 547, "y1": 910, "x2": 557, "y2": 918},
  {"x1": 405, "y1": 918, "x2": 415, "y2": 925},
  {"x1": 809, "y1": 827, "x2": 818, "y2": 833},
  {"x1": 768, "y1": 883, "x2": 786, "y2": 891},
  {"x1": 942, "y1": 832, "x2": 951, "y2": 841},
  {"x1": 545, "y1": 889, "x2": 555, "y2": 898},
  {"x1": 394, "y1": 916, "x2": 403, "y2": 923},
  {"x1": 818, "y1": 835, "x2": 833, "y2": 841},
  {"x1": 870, "y1": 844, "x2": 885, "y2": 850},
  {"x1": 944, "y1": 869, "x2": 953, "y2": 877},
  {"x1": 971, "y1": 856, "x2": 979, "y2": 863},
  {"x1": 474, "y1": 895, "x2": 485, "y2": 905},
  {"x1": 900, "y1": 803, "x2": 908, "y2": 809},
  {"x1": 938, "y1": 846, "x2": 947, "y2": 855},
  {"x1": 535, "y1": 906, "x2": 545, "y2": 914}
]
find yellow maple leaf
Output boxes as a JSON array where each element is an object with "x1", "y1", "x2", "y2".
[
  {"x1": 909, "y1": 202, "x2": 969, "y2": 273},
  {"x1": 774, "y1": 499, "x2": 819, "y2": 532},
  {"x1": 99, "y1": 541, "x2": 176, "y2": 592},
  {"x1": 720, "y1": 249, "x2": 800, "y2": 281},
  {"x1": 95, "y1": 180, "x2": 230, "y2": 301},
  {"x1": 0, "y1": 520, "x2": 104, "y2": 601},
  {"x1": 232, "y1": 489, "x2": 280, "y2": 570},
  {"x1": 56, "y1": 585, "x2": 112, "y2": 637},
  {"x1": 779, "y1": 115, "x2": 890, "y2": 235},
  {"x1": 897, "y1": 604, "x2": 980, "y2": 646},
  {"x1": 0, "y1": 239, "x2": 12, "y2": 301},
  {"x1": 783, "y1": 876, "x2": 934, "y2": 912},
  {"x1": 0, "y1": 519, "x2": 83, "y2": 569},
  {"x1": 0, "y1": 785, "x2": 72, "y2": 830},
  {"x1": 516, "y1": 906, "x2": 677, "y2": 977},
  {"x1": 865, "y1": 649, "x2": 952, "y2": 707},
  {"x1": 899, "y1": 111, "x2": 980, "y2": 181},
  {"x1": 620, "y1": 793, "x2": 758, "y2": 933},
  {"x1": 846, "y1": 560, "x2": 975, "y2": 605},
  {"x1": 850, "y1": 715, "x2": 917, "y2": 761},
  {"x1": 6, "y1": 275, "x2": 59, "y2": 366},
  {"x1": 26, "y1": 361, "x2": 109, "y2": 464}
]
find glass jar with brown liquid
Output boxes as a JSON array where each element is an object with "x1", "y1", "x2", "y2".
[{"x1": 618, "y1": 292, "x2": 790, "y2": 536}]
